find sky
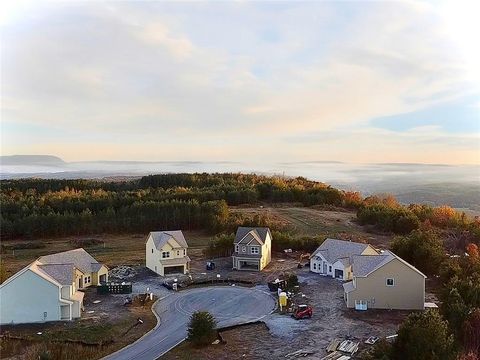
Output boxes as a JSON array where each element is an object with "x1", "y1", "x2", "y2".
[{"x1": 1, "y1": 0, "x2": 479, "y2": 165}]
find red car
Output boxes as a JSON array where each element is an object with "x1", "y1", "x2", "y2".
[{"x1": 292, "y1": 304, "x2": 313, "y2": 319}]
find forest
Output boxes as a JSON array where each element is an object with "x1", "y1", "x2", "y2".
[{"x1": 1, "y1": 174, "x2": 479, "y2": 246}]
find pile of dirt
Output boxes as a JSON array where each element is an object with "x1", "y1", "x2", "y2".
[{"x1": 109, "y1": 265, "x2": 137, "y2": 280}]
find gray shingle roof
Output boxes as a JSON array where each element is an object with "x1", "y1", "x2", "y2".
[
  {"x1": 311, "y1": 238, "x2": 371, "y2": 265},
  {"x1": 149, "y1": 231, "x2": 188, "y2": 250},
  {"x1": 37, "y1": 264, "x2": 75, "y2": 285},
  {"x1": 234, "y1": 227, "x2": 271, "y2": 245},
  {"x1": 352, "y1": 253, "x2": 393, "y2": 277},
  {"x1": 38, "y1": 248, "x2": 101, "y2": 274}
]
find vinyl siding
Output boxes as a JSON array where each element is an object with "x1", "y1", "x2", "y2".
[
  {"x1": 346, "y1": 258, "x2": 425, "y2": 310},
  {"x1": 0, "y1": 270, "x2": 63, "y2": 324}
]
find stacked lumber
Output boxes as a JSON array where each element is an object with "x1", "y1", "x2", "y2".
[
  {"x1": 326, "y1": 338, "x2": 341, "y2": 352},
  {"x1": 338, "y1": 340, "x2": 359, "y2": 354}
]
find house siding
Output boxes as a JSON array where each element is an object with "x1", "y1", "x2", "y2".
[
  {"x1": 146, "y1": 234, "x2": 189, "y2": 276},
  {"x1": 232, "y1": 230, "x2": 272, "y2": 271},
  {"x1": 0, "y1": 270, "x2": 63, "y2": 324},
  {"x1": 346, "y1": 258, "x2": 425, "y2": 310}
]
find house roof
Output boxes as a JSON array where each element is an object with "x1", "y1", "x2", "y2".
[
  {"x1": 234, "y1": 227, "x2": 271, "y2": 245},
  {"x1": 311, "y1": 238, "x2": 371, "y2": 265},
  {"x1": 38, "y1": 248, "x2": 102, "y2": 274},
  {"x1": 149, "y1": 231, "x2": 188, "y2": 250},
  {"x1": 37, "y1": 264, "x2": 75, "y2": 285},
  {"x1": 352, "y1": 250, "x2": 427, "y2": 278},
  {"x1": 352, "y1": 254, "x2": 392, "y2": 277}
]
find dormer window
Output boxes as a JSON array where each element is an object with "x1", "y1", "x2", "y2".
[{"x1": 162, "y1": 251, "x2": 170, "y2": 258}]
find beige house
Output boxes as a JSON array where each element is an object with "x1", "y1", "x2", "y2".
[
  {"x1": 232, "y1": 227, "x2": 272, "y2": 271},
  {"x1": 310, "y1": 239, "x2": 379, "y2": 280},
  {"x1": 343, "y1": 250, "x2": 426, "y2": 310},
  {"x1": 0, "y1": 248, "x2": 108, "y2": 324},
  {"x1": 146, "y1": 231, "x2": 190, "y2": 276}
]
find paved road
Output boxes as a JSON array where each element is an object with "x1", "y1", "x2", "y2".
[{"x1": 103, "y1": 286, "x2": 276, "y2": 360}]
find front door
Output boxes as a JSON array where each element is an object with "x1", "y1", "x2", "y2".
[
  {"x1": 323, "y1": 262, "x2": 327, "y2": 274},
  {"x1": 78, "y1": 278, "x2": 83, "y2": 288}
]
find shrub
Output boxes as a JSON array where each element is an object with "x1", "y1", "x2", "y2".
[
  {"x1": 390, "y1": 229, "x2": 445, "y2": 275},
  {"x1": 187, "y1": 311, "x2": 217, "y2": 347},
  {"x1": 393, "y1": 309, "x2": 456, "y2": 360}
]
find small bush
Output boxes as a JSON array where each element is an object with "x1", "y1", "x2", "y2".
[{"x1": 187, "y1": 311, "x2": 217, "y2": 347}]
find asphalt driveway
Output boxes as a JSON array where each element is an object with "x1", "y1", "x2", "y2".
[{"x1": 103, "y1": 286, "x2": 276, "y2": 360}]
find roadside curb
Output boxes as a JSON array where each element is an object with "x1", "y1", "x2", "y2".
[{"x1": 101, "y1": 293, "x2": 171, "y2": 360}]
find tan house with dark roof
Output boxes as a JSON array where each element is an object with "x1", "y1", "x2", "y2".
[
  {"x1": 343, "y1": 250, "x2": 426, "y2": 310},
  {"x1": 0, "y1": 248, "x2": 107, "y2": 324},
  {"x1": 232, "y1": 227, "x2": 272, "y2": 271},
  {"x1": 146, "y1": 231, "x2": 190, "y2": 276}
]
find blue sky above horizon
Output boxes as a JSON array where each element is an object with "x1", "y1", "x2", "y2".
[{"x1": 1, "y1": 0, "x2": 479, "y2": 165}]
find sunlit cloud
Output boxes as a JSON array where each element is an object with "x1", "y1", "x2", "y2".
[{"x1": 1, "y1": 0, "x2": 478, "y2": 164}]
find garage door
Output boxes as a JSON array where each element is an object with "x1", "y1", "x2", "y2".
[{"x1": 164, "y1": 265, "x2": 185, "y2": 275}]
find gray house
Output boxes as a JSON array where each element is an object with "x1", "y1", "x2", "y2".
[{"x1": 232, "y1": 227, "x2": 272, "y2": 271}]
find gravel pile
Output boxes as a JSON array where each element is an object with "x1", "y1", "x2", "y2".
[{"x1": 109, "y1": 265, "x2": 137, "y2": 280}]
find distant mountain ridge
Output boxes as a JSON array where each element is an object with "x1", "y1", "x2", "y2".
[{"x1": 0, "y1": 155, "x2": 66, "y2": 166}]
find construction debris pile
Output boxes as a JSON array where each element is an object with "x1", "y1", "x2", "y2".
[
  {"x1": 109, "y1": 265, "x2": 137, "y2": 280},
  {"x1": 320, "y1": 338, "x2": 360, "y2": 360}
]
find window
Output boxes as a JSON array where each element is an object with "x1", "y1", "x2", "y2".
[
  {"x1": 386, "y1": 278, "x2": 395, "y2": 286},
  {"x1": 242, "y1": 246, "x2": 246, "y2": 253},
  {"x1": 162, "y1": 251, "x2": 170, "y2": 258},
  {"x1": 251, "y1": 247, "x2": 259, "y2": 254},
  {"x1": 151, "y1": 249, "x2": 154, "y2": 253},
  {"x1": 177, "y1": 250, "x2": 180, "y2": 256},
  {"x1": 183, "y1": 249, "x2": 186, "y2": 256},
  {"x1": 235, "y1": 245, "x2": 239, "y2": 253},
  {"x1": 329, "y1": 266, "x2": 332, "y2": 272},
  {"x1": 313, "y1": 263, "x2": 317, "y2": 270}
]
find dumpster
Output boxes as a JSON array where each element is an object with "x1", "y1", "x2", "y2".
[{"x1": 97, "y1": 282, "x2": 132, "y2": 294}]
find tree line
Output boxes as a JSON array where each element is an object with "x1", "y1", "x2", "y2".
[{"x1": 0, "y1": 174, "x2": 351, "y2": 239}]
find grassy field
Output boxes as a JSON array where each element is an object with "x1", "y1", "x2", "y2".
[
  {"x1": 1, "y1": 230, "x2": 212, "y2": 278},
  {"x1": 1, "y1": 206, "x2": 393, "y2": 278}
]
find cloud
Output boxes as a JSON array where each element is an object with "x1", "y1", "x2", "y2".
[{"x1": 1, "y1": 0, "x2": 479, "y2": 164}]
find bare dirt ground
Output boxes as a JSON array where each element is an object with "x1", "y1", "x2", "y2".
[{"x1": 164, "y1": 268, "x2": 410, "y2": 359}]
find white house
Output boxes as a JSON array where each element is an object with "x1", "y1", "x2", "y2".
[
  {"x1": 310, "y1": 238, "x2": 379, "y2": 280},
  {"x1": 232, "y1": 227, "x2": 272, "y2": 271},
  {"x1": 0, "y1": 248, "x2": 108, "y2": 325},
  {"x1": 146, "y1": 230, "x2": 190, "y2": 276}
]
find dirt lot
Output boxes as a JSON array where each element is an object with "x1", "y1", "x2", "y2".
[
  {"x1": 0, "y1": 295, "x2": 157, "y2": 360},
  {"x1": 164, "y1": 269, "x2": 410, "y2": 360}
]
